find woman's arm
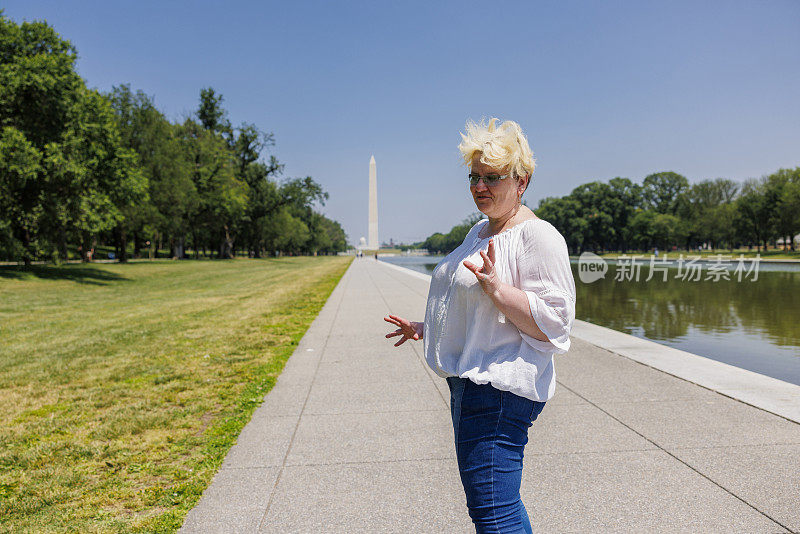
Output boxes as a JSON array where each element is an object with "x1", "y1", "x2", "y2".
[
  {"x1": 464, "y1": 235, "x2": 574, "y2": 349},
  {"x1": 484, "y1": 283, "x2": 548, "y2": 341}
]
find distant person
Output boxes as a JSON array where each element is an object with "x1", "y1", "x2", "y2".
[
  {"x1": 384, "y1": 117, "x2": 576, "y2": 533},
  {"x1": 374, "y1": 253, "x2": 377, "y2": 260}
]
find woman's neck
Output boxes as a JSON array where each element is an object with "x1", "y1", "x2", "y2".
[{"x1": 482, "y1": 205, "x2": 535, "y2": 237}]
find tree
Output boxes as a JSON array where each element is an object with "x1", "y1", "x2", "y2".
[
  {"x1": 607, "y1": 177, "x2": 642, "y2": 251},
  {"x1": 107, "y1": 84, "x2": 194, "y2": 261},
  {"x1": 45, "y1": 87, "x2": 148, "y2": 262},
  {"x1": 0, "y1": 14, "x2": 146, "y2": 263},
  {"x1": 0, "y1": 14, "x2": 82, "y2": 147},
  {"x1": 269, "y1": 208, "x2": 310, "y2": 254},
  {"x1": 231, "y1": 123, "x2": 285, "y2": 257},
  {"x1": 569, "y1": 181, "x2": 616, "y2": 252},
  {"x1": 651, "y1": 213, "x2": 686, "y2": 250},
  {"x1": 0, "y1": 12, "x2": 349, "y2": 263},
  {"x1": 735, "y1": 178, "x2": 773, "y2": 252},
  {"x1": 682, "y1": 178, "x2": 740, "y2": 249},
  {"x1": 177, "y1": 117, "x2": 247, "y2": 259},
  {"x1": 629, "y1": 209, "x2": 656, "y2": 250},
  {"x1": 198, "y1": 87, "x2": 232, "y2": 141},
  {"x1": 767, "y1": 168, "x2": 800, "y2": 251},
  {"x1": 424, "y1": 232, "x2": 447, "y2": 254},
  {"x1": 535, "y1": 196, "x2": 587, "y2": 254},
  {"x1": 642, "y1": 171, "x2": 689, "y2": 215},
  {"x1": 274, "y1": 176, "x2": 334, "y2": 254},
  {"x1": 0, "y1": 14, "x2": 80, "y2": 263},
  {"x1": 316, "y1": 216, "x2": 348, "y2": 253},
  {"x1": 0, "y1": 127, "x2": 43, "y2": 263}
]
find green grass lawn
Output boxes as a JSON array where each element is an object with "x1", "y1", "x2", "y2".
[{"x1": 0, "y1": 256, "x2": 352, "y2": 533}]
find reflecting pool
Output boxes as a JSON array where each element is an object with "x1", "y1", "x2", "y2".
[{"x1": 379, "y1": 254, "x2": 800, "y2": 386}]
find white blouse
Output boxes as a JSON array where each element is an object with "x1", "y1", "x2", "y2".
[{"x1": 423, "y1": 216, "x2": 576, "y2": 402}]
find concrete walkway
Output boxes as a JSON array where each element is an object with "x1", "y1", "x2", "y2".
[{"x1": 180, "y1": 258, "x2": 800, "y2": 533}]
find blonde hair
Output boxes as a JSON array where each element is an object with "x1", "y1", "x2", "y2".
[{"x1": 458, "y1": 117, "x2": 536, "y2": 186}]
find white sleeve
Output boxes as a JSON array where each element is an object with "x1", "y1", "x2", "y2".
[{"x1": 515, "y1": 223, "x2": 576, "y2": 354}]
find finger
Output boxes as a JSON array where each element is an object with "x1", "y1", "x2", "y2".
[
  {"x1": 463, "y1": 260, "x2": 477, "y2": 273},
  {"x1": 386, "y1": 331, "x2": 402, "y2": 338},
  {"x1": 394, "y1": 337, "x2": 407, "y2": 347},
  {"x1": 388, "y1": 314, "x2": 409, "y2": 326},
  {"x1": 412, "y1": 333, "x2": 419, "y2": 340},
  {"x1": 479, "y1": 250, "x2": 493, "y2": 271},
  {"x1": 465, "y1": 261, "x2": 484, "y2": 280},
  {"x1": 384, "y1": 317, "x2": 401, "y2": 327},
  {"x1": 488, "y1": 239, "x2": 495, "y2": 264}
]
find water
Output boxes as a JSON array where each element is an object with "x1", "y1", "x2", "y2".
[{"x1": 379, "y1": 254, "x2": 800, "y2": 386}]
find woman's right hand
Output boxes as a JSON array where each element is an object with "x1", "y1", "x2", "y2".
[{"x1": 383, "y1": 315, "x2": 423, "y2": 346}]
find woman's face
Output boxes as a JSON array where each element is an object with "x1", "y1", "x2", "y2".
[{"x1": 469, "y1": 152, "x2": 528, "y2": 218}]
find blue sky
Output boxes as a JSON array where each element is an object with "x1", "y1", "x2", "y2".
[{"x1": 3, "y1": 1, "x2": 799, "y2": 245}]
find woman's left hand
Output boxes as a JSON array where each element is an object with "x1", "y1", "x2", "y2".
[{"x1": 463, "y1": 238, "x2": 502, "y2": 296}]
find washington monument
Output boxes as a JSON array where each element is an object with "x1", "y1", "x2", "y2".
[{"x1": 368, "y1": 155, "x2": 378, "y2": 249}]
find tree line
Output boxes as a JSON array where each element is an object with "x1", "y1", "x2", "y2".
[
  {"x1": 0, "y1": 13, "x2": 348, "y2": 265},
  {"x1": 416, "y1": 169, "x2": 800, "y2": 255}
]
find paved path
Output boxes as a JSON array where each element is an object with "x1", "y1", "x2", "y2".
[{"x1": 181, "y1": 258, "x2": 800, "y2": 533}]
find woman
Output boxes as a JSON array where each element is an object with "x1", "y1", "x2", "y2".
[{"x1": 384, "y1": 117, "x2": 576, "y2": 533}]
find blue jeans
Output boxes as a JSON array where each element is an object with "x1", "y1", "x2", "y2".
[{"x1": 446, "y1": 376, "x2": 547, "y2": 534}]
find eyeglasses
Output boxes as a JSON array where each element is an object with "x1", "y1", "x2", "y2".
[{"x1": 468, "y1": 172, "x2": 512, "y2": 186}]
